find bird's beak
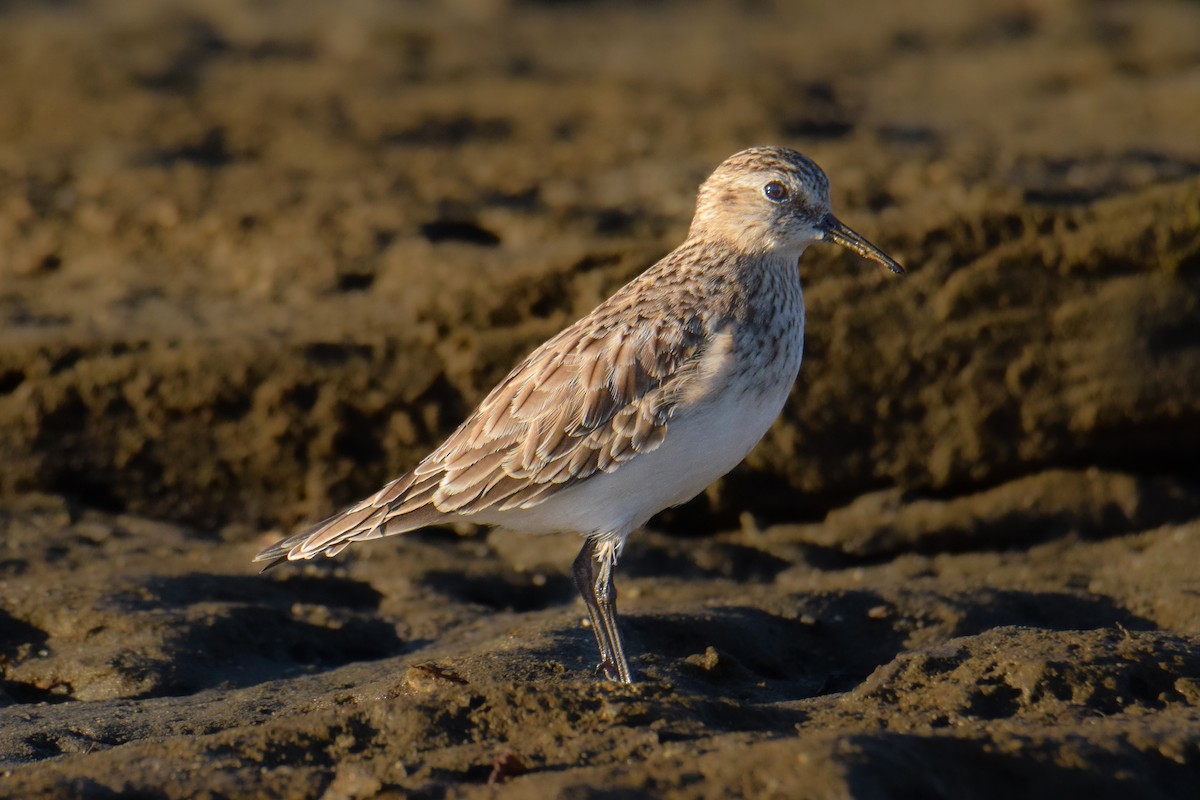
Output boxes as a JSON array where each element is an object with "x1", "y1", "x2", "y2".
[{"x1": 820, "y1": 215, "x2": 905, "y2": 275}]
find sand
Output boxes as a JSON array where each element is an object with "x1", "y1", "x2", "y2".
[{"x1": 1, "y1": 0, "x2": 1199, "y2": 797}]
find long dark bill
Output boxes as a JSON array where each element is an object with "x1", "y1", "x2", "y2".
[{"x1": 822, "y1": 215, "x2": 905, "y2": 275}]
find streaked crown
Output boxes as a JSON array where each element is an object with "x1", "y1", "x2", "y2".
[
  {"x1": 686, "y1": 146, "x2": 904, "y2": 276},
  {"x1": 689, "y1": 146, "x2": 832, "y2": 254}
]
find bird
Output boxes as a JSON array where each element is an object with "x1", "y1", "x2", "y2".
[{"x1": 255, "y1": 146, "x2": 904, "y2": 684}]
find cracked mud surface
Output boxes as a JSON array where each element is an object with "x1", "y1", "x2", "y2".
[{"x1": 1, "y1": 1, "x2": 1199, "y2": 797}]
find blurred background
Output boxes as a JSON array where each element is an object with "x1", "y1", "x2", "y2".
[{"x1": 1, "y1": 0, "x2": 1197, "y2": 532}]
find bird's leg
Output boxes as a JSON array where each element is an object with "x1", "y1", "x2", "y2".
[
  {"x1": 593, "y1": 551, "x2": 632, "y2": 684},
  {"x1": 572, "y1": 539, "x2": 612, "y2": 670},
  {"x1": 572, "y1": 536, "x2": 633, "y2": 684}
]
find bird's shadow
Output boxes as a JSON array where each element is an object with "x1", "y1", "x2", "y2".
[{"x1": 526, "y1": 587, "x2": 1157, "y2": 716}]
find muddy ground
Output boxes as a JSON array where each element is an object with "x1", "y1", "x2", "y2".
[{"x1": 1, "y1": 0, "x2": 1199, "y2": 797}]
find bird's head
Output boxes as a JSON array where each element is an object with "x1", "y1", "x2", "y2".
[{"x1": 690, "y1": 146, "x2": 903, "y2": 274}]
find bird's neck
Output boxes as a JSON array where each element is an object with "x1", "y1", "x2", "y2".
[
  {"x1": 678, "y1": 234, "x2": 805, "y2": 284},
  {"x1": 652, "y1": 236, "x2": 803, "y2": 327}
]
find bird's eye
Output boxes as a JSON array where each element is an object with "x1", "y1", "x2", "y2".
[{"x1": 763, "y1": 181, "x2": 789, "y2": 203}]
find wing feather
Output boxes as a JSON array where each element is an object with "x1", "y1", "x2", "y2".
[{"x1": 254, "y1": 286, "x2": 712, "y2": 568}]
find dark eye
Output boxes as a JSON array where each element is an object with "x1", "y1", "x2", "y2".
[{"x1": 763, "y1": 181, "x2": 789, "y2": 203}]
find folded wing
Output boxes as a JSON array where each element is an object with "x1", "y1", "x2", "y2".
[{"x1": 254, "y1": 307, "x2": 708, "y2": 569}]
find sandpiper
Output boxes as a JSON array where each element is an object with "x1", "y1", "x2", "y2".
[{"x1": 255, "y1": 146, "x2": 904, "y2": 683}]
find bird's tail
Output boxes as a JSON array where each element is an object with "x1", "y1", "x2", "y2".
[{"x1": 253, "y1": 470, "x2": 448, "y2": 571}]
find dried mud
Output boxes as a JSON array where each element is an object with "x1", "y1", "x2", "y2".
[{"x1": 1, "y1": 1, "x2": 1199, "y2": 798}]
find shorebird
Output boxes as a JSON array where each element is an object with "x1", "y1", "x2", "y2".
[{"x1": 255, "y1": 146, "x2": 904, "y2": 683}]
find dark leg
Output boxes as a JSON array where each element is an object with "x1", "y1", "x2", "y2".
[
  {"x1": 571, "y1": 537, "x2": 633, "y2": 684},
  {"x1": 572, "y1": 540, "x2": 611, "y2": 669}
]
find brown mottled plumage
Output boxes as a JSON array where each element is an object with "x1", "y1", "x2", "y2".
[{"x1": 255, "y1": 146, "x2": 904, "y2": 683}]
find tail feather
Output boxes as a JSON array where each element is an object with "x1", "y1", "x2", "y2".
[{"x1": 253, "y1": 470, "x2": 449, "y2": 569}]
